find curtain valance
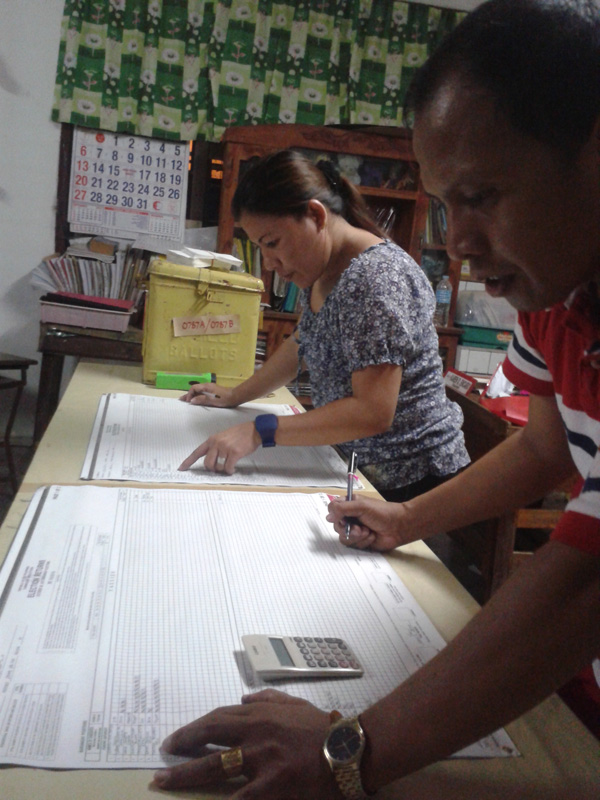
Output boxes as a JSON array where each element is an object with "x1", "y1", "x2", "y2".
[{"x1": 52, "y1": 0, "x2": 464, "y2": 142}]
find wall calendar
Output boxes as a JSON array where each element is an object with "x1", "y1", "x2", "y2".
[{"x1": 68, "y1": 127, "x2": 189, "y2": 241}]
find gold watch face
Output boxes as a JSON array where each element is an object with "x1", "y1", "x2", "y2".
[{"x1": 326, "y1": 723, "x2": 363, "y2": 763}]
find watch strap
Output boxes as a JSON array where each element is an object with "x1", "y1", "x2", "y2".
[
  {"x1": 254, "y1": 413, "x2": 278, "y2": 447},
  {"x1": 324, "y1": 712, "x2": 370, "y2": 800},
  {"x1": 332, "y1": 762, "x2": 368, "y2": 800}
]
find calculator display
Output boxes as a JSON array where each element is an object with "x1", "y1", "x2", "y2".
[{"x1": 269, "y1": 637, "x2": 294, "y2": 667}]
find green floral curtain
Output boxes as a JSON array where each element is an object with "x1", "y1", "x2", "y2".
[{"x1": 52, "y1": 0, "x2": 464, "y2": 142}]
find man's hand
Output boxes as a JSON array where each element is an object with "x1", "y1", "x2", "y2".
[
  {"x1": 179, "y1": 422, "x2": 260, "y2": 474},
  {"x1": 327, "y1": 495, "x2": 412, "y2": 551},
  {"x1": 152, "y1": 689, "x2": 341, "y2": 799}
]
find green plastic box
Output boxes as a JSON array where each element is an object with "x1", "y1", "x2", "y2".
[{"x1": 459, "y1": 325, "x2": 513, "y2": 350}]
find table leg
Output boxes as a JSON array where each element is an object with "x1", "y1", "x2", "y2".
[{"x1": 34, "y1": 352, "x2": 65, "y2": 444}]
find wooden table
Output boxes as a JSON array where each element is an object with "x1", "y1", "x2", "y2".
[
  {"x1": 34, "y1": 323, "x2": 143, "y2": 444},
  {"x1": 2, "y1": 362, "x2": 599, "y2": 799}
]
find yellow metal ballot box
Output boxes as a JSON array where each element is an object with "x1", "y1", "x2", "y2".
[{"x1": 142, "y1": 260, "x2": 263, "y2": 385}]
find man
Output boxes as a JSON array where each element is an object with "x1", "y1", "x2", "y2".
[{"x1": 152, "y1": 1, "x2": 600, "y2": 796}]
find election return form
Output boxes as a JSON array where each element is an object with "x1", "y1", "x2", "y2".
[
  {"x1": 81, "y1": 393, "x2": 352, "y2": 487},
  {"x1": 0, "y1": 485, "x2": 515, "y2": 769}
]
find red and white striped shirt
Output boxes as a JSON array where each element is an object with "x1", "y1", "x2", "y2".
[{"x1": 503, "y1": 285, "x2": 600, "y2": 556}]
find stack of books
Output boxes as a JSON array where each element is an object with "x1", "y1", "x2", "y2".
[
  {"x1": 39, "y1": 292, "x2": 135, "y2": 333},
  {"x1": 31, "y1": 235, "x2": 164, "y2": 334}
]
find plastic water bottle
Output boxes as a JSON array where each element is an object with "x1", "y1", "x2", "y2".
[{"x1": 434, "y1": 275, "x2": 452, "y2": 327}]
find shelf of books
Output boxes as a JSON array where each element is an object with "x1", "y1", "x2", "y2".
[
  {"x1": 420, "y1": 197, "x2": 462, "y2": 331},
  {"x1": 233, "y1": 231, "x2": 301, "y2": 314},
  {"x1": 420, "y1": 198, "x2": 451, "y2": 289}
]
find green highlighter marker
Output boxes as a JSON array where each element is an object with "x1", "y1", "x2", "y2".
[{"x1": 155, "y1": 371, "x2": 217, "y2": 390}]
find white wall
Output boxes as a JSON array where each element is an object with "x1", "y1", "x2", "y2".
[{"x1": 1, "y1": 0, "x2": 64, "y2": 440}]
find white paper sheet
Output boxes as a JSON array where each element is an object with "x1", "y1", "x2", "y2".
[
  {"x1": 81, "y1": 393, "x2": 352, "y2": 487},
  {"x1": 0, "y1": 486, "x2": 517, "y2": 768}
]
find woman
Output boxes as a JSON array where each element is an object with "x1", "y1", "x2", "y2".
[{"x1": 179, "y1": 150, "x2": 468, "y2": 501}]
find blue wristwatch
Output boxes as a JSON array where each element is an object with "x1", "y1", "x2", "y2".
[{"x1": 254, "y1": 413, "x2": 278, "y2": 447}]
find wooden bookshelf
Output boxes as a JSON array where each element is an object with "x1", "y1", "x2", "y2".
[{"x1": 216, "y1": 124, "x2": 461, "y2": 372}]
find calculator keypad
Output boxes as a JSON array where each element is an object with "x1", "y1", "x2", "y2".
[{"x1": 292, "y1": 637, "x2": 361, "y2": 670}]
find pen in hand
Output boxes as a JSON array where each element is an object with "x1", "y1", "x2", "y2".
[
  {"x1": 345, "y1": 451, "x2": 359, "y2": 542},
  {"x1": 189, "y1": 380, "x2": 219, "y2": 398}
]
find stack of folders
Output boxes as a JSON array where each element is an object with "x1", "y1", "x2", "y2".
[{"x1": 165, "y1": 247, "x2": 243, "y2": 272}]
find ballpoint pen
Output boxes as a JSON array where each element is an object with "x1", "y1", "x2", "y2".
[
  {"x1": 189, "y1": 380, "x2": 219, "y2": 399},
  {"x1": 345, "y1": 451, "x2": 358, "y2": 541}
]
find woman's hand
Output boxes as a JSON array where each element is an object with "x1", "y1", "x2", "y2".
[
  {"x1": 327, "y1": 495, "x2": 411, "y2": 551},
  {"x1": 179, "y1": 381, "x2": 238, "y2": 408},
  {"x1": 152, "y1": 689, "x2": 341, "y2": 799},
  {"x1": 179, "y1": 421, "x2": 261, "y2": 474}
]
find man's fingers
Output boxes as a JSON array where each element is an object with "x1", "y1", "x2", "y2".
[
  {"x1": 232, "y1": 776, "x2": 273, "y2": 800},
  {"x1": 161, "y1": 705, "x2": 251, "y2": 756},
  {"x1": 341, "y1": 531, "x2": 375, "y2": 550},
  {"x1": 153, "y1": 750, "x2": 234, "y2": 790},
  {"x1": 241, "y1": 688, "x2": 306, "y2": 706},
  {"x1": 326, "y1": 498, "x2": 362, "y2": 523}
]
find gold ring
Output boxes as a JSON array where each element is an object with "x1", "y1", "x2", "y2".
[{"x1": 221, "y1": 746, "x2": 243, "y2": 779}]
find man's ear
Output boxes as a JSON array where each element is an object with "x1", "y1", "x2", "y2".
[{"x1": 306, "y1": 199, "x2": 328, "y2": 232}]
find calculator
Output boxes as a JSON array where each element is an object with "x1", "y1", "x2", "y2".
[{"x1": 242, "y1": 634, "x2": 363, "y2": 680}]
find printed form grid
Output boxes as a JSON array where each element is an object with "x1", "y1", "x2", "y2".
[
  {"x1": 98, "y1": 489, "x2": 420, "y2": 763},
  {"x1": 101, "y1": 490, "x2": 245, "y2": 762},
  {"x1": 214, "y1": 491, "x2": 418, "y2": 714},
  {"x1": 84, "y1": 393, "x2": 349, "y2": 487},
  {"x1": 0, "y1": 485, "x2": 516, "y2": 768},
  {"x1": 125, "y1": 393, "x2": 203, "y2": 478}
]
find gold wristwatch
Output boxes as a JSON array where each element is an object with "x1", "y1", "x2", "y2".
[{"x1": 323, "y1": 711, "x2": 369, "y2": 800}]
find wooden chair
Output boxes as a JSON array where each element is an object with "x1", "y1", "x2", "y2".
[
  {"x1": 0, "y1": 353, "x2": 37, "y2": 494},
  {"x1": 446, "y1": 387, "x2": 575, "y2": 601},
  {"x1": 445, "y1": 387, "x2": 518, "y2": 600},
  {"x1": 507, "y1": 479, "x2": 576, "y2": 573}
]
